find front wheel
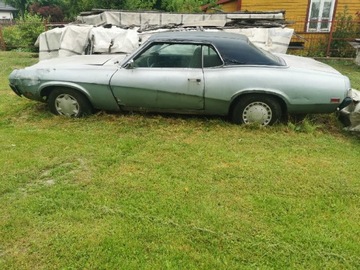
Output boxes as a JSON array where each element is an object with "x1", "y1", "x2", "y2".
[
  {"x1": 231, "y1": 95, "x2": 282, "y2": 126},
  {"x1": 48, "y1": 88, "x2": 93, "y2": 117}
]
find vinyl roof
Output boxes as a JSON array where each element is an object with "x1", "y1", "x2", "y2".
[
  {"x1": 147, "y1": 30, "x2": 283, "y2": 66},
  {"x1": 148, "y1": 31, "x2": 249, "y2": 43}
]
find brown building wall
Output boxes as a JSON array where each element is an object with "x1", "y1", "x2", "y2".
[
  {"x1": 217, "y1": 0, "x2": 359, "y2": 55},
  {"x1": 241, "y1": 0, "x2": 307, "y2": 18}
]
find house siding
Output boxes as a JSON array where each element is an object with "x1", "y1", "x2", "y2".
[
  {"x1": 0, "y1": 11, "x2": 13, "y2": 20},
  {"x1": 241, "y1": 0, "x2": 307, "y2": 19},
  {"x1": 336, "y1": 0, "x2": 360, "y2": 18},
  {"x1": 218, "y1": 2, "x2": 239, "y2": 12},
  {"x1": 238, "y1": 0, "x2": 359, "y2": 18},
  {"x1": 223, "y1": 0, "x2": 359, "y2": 30},
  {"x1": 217, "y1": 0, "x2": 359, "y2": 54}
]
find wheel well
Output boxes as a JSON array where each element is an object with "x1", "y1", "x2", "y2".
[
  {"x1": 229, "y1": 93, "x2": 287, "y2": 118},
  {"x1": 41, "y1": 86, "x2": 91, "y2": 104},
  {"x1": 41, "y1": 86, "x2": 54, "y2": 100}
]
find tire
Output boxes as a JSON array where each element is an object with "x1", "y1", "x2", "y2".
[
  {"x1": 48, "y1": 88, "x2": 93, "y2": 117},
  {"x1": 231, "y1": 95, "x2": 282, "y2": 126}
]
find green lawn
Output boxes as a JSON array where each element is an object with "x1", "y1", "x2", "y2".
[{"x1": 0, "y1": 51, "x2": 360, "y2": 269}]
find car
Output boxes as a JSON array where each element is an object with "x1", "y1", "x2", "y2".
[{"x1": 9, "y1": 31, "x2": 353, "y2": 125}]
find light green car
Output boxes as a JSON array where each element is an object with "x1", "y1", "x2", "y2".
[{"x1": 9, "y1": 31, "x2": 352, "y2": 125}]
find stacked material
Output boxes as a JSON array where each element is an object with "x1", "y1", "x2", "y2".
[{"x1": 36, "y1": 10, "x2": 294, "y2": 60}]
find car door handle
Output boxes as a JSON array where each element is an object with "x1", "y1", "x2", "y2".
[{"x1": 188, "y1": 78, "x2": 201, "y2": 83}]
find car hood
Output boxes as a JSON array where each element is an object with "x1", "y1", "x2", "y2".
[
  {"x1": 27, "y1": 54, "x2": 128, "y2": 69},
  {"x1": 275, "y1": 53, "x2": 341, "y2": 75}
]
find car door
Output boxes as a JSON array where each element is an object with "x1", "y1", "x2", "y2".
[{"x1": 109, "y1": 43, "x2": 205, "y2": 111}]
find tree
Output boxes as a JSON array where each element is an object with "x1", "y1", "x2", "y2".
[
  {"x1": 5, "y1": 0, "x2": 29, "y2": 19},
  {"x1": 29, "y1": 2, "x2": 64, "y2": 22},
  {"x1": 122, "y1": 0, "x2": 157, "y2": 10},
  {"x1": 161, "y1": 0, "x2": 209, "y2": 12},
  {"x1": 5, "y1": 0, "x2": 214, "y2": 21}
]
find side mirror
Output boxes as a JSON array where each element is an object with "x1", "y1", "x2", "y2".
[{"x1": 125, "y1": 60, "x2": 135, "y2": 69}]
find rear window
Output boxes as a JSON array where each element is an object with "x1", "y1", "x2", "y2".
[{"x1": 214, "y1": 39, "x2": 284, "y2": 66}]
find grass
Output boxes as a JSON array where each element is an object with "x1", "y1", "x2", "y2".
[{"x1": 0, "y1": 51, "x2": 360, "y2": 269}]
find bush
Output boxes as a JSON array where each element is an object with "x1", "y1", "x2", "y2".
[
  {"x1": 2, "y1": 13, "x2": 45, "y2": 52},
  {"x1": 29, "y1": 3, "x2": 64, "y2": 22},
  {"x1": 330, "y1": 7, "x2": 360, "y2": 57}
]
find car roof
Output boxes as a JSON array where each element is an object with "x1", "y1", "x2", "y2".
[
  {"x1": 148, "y1": 31, "x2": 249, "y2": 44},
  {"x1": 145, "y1": 31, "x2": 284, "y2": 67}
]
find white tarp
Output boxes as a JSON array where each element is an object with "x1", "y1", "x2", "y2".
[
  {"x1": 341, "y1": 89, "x2": 360, "y2": 132},
  {"x1": 224, "y1": 28, "x2": 294, "y2": 53},
  {"x1": 58, "y1": 25, "x2": 93, "y2": 58},
  {"x1": 35, "y1": 27, "x2": 65, "y2": 60},
  {"x1": 90, "y1": 26, "x2": 139, "y2": 54},
  {"x1": 77, "y1": 11, "x2": 239, "y2": 27},
  {"x1": 36, "y1": 10, "x2": 292, "y2": 59},
  {"x1": 36, "y1": 26, "x2": 293, "y2": 60},
  {"x1": 77, "y1": 11, "x2": 285, "y2": 27},
  {"x1": 36, "y1": 25, "x2": 140, "y2": 60}
]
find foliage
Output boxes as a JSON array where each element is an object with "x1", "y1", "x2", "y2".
[
  {"x1": 330, "y1": 7, "x2": 360, "y2": 57},
  {"x1": 304, "y1": 37, "x2": 328, "y2": 57},
  {"x1": 29, "y1": 2, "x2": 64, "y2": 22},
  {"x1": 291, "y1": 8, "x2": 359, "y2": 58},
  {"x1": 1, "y1": 13, "x2": 45, "y2": 52},
  {"x1": 161, "y1": 0, "x2": 208, "y2": 12},
  {"x1": 4, "y1": 0, "x2": 219, "y2": 20},
  {"x1": 122, "y1": 0, "x2": 158, "y2": 11}
]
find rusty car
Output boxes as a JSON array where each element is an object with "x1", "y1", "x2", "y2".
[{"x1": 9, "y1": 31, "x2": 352, "y2": 125}]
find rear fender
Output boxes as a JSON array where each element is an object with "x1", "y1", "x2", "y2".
[{"x1": 229, "y1": 89, "x2": 288, "y2": 116}]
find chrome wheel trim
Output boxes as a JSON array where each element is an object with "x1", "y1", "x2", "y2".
[
  {"x1": 54, "y1": 94, "x2": 80, "y2": 117},
  {"x1": 242, "y1": 101, "x2": 272, "y2": 125}
]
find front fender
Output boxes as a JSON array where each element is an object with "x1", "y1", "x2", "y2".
[
  {"x1": 39, "y1": 81, "x2": 91, "y2": 100},
  {"x1": 39, "y1": 81, "x2": 121, "y2": 112}
]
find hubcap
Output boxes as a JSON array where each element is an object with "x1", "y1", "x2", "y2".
[
  {"x1": 242, "y1": 101, "x2": 272, "y2": 125},
  {"x1": 55, "y1": 94, "x2": 80, "y2": 117}
]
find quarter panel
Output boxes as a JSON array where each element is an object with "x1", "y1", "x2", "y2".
[{"x1": 203, "y1": 65, "x2": 348, "y2": 114}]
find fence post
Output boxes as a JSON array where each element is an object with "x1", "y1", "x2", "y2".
[
  {"x1": 326, "y1": 19, "x2": 337, "y2": 57},
  {"x1": 44, "y1": 18, "x2": 48, "y2": 31}
]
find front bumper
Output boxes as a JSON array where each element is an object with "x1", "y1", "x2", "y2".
[{"x1": 9, "y1": 84, "x2": 22, "y2": 97}]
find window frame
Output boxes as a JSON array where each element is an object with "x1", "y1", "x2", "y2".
[
  {"x1": 306, "y1": 0, "x2": 337, "y2": 32},
  {"x1": 132, "y1": 42, "x2": 223, "y2": 69}
]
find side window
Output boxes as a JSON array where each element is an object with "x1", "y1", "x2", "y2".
[
  {"x1": 133, "y1": 43, "x2": 201, "y2": 68},
  {"x1": 202, "y1": 46, "x2": 223, "y2": 68}
]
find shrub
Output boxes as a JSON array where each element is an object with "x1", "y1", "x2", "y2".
[
  {"x1": 2, "y1": 13, "x2": 45, "y2": 52},
  {"x1": 29, "y1": 3, "x2": 64, "y2": 22},
  {"x1": 330, "y1": 7, "x2": 360, "y2": 57}
]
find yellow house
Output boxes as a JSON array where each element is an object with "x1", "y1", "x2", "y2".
[{"x1": 203, "y1": 0, "x2": 360, "y2": 54}]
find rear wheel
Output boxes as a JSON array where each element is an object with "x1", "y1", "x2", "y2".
[
  {"x1": 48, "y1": 88, "x2": 92, "y2": 117},
  {"x1": 232, "y1": 95, "x2": 282, "y2": 126}
]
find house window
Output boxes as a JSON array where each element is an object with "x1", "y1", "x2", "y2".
[{"x1": 307, "y1": 0, "x2": 336, "y2": 32}]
